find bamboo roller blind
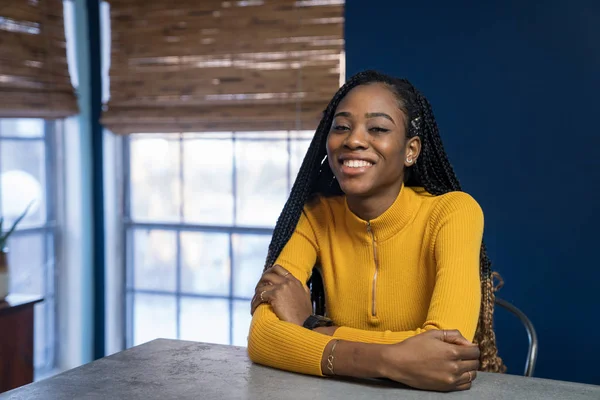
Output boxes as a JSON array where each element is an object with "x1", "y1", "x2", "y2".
[
  {"x1": 0, "y1": 0, "x2": 78, "y2": 118},
  {"x1": 102, "y1": 0, "x2": 344, "y2": 134}
]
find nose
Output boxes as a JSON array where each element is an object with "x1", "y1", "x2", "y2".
[{"x1": 343, "y1": 126, "x2": 369, "y2": 150}]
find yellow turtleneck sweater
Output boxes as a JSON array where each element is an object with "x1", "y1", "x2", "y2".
[{"x1": 247, "y1": 185, "x2": 483, "y2": 377}]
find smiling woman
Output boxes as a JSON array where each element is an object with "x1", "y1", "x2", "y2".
[
  {"x1": 247, "y1": 70, "x2": 504, "y2": 393},
  {"x1": 327, "y1": 84, "x2": 422, "y2": 220}
]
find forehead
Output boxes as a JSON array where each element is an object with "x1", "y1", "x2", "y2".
[{"x1": 336, "y1": 83, "x2": 400, "y2": 113}]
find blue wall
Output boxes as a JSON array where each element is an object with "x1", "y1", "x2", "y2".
[{"x1": 345, "y1": 0, "x2": 600, "y2": 385}]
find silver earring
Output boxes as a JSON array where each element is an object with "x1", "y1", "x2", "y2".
[{"x1": 406, "y1": 157, "x2": 413, "y2": 164}]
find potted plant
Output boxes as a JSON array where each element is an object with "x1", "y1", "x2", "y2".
[{"x1": 0, "y1": 202, "x2": 33, "y2": 301}]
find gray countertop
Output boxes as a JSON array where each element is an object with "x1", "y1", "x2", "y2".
[{"x1": 2, "y1": 339, "x2": 598, "y2": 400}]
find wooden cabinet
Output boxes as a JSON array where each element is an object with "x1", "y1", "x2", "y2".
[{"x1": 0, "y1": 295, "x2": 43, "y2": 393}]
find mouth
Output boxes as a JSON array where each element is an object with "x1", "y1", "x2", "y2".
[
  {"x1": 342, "y1": 159, "x2": 374, "y2": 168},
  {"x1": 338, "y1": 158, "x2": 375, "y2": 176}
]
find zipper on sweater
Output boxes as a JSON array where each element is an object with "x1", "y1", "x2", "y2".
[{"x1": 367, "y1": 221, "x2": 379, "y2": 317}]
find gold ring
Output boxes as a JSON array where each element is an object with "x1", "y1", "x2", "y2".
[
  {"x1": 468, "y1": 371, "x2": 473, "y2": 383},
  {"x1": 283, "y1": 272, "x2": 290, "y2": 277},
  {"x1": 260, "y1": 290, "x2": 267, "y2": 302},
  {"x1": 443, "y1": 330, "x2": 447, "y2": 341}
]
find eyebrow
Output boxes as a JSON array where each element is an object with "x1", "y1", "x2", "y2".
[
  {"x1": 333, "y1": 111, "x2": 396, "y2": 125},
  {"x1": 366, "y1": 112, "x2": 396, "y2": 125}
]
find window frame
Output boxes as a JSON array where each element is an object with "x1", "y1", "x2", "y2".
[
  {"x1": 122, "y1": 131, "x2": 312, "y2": 347},
  {"x1": 0, "y1": 119, "x2": 62, "y2": 375}
]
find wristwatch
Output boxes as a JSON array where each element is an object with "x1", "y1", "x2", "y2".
[{"x1": 302, "y1": 314, "x2": 334, "y2": 330}]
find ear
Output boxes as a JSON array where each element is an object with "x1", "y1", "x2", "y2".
[{"x1": 404, "y1": 136, "x2": 421, "y2": 168}]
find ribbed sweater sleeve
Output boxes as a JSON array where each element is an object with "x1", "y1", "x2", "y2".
[
  {"x1": 333, "y1": 192, "x2": 483, "y2": 344},
  {"x1": 247, "y1": 210, "x2": 334, "y2": 376}
]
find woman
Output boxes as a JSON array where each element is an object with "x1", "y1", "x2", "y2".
[{"x1": 248, "y1": 70, "x2": 504, "y2": 392}]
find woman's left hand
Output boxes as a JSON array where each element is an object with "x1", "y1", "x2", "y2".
[{"x1": 251, "y1": 265, "x2": 313, "y2": 326}]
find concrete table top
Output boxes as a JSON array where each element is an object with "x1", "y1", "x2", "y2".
[{"x1": 2, "y1": 339, "x2": 599, "y2": 400}]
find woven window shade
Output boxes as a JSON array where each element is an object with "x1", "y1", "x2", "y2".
[
  {"x1": 0, "y1": 0, "x2": 78, "y2": 118},
  {"x1": 102, "y1": 0, "x2": 344, "y2": 134}
]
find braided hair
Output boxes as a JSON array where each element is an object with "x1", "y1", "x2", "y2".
[{"x1": 264, "y1": 70, "x2": 506, "y2": 373}]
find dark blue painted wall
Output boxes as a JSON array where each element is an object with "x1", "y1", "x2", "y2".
[{"x1": 345, "y1": 0, "x2": 600, "y2": 385}]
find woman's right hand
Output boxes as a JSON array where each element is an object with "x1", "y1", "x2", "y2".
[{"x1": 379, "y1": 330, "x2": 480, "y2": 392}]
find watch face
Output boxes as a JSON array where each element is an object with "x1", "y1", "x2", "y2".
[
  {"x1": 318, "y1": 316, "x2": 334, "y2": 327},
  {"x1": 304, "y1": 315, "x2": 333, "y2": 330}
]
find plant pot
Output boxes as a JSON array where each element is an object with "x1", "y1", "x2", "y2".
[{"x1": 0, "y1": 250, "x2": 8, "y2": 302}]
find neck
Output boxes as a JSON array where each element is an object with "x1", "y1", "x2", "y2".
[{"x1": 346, "y1": 181, "x2": 403, "y2": 221}]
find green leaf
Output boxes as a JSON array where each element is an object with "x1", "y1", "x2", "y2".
[
  {"x1": 0, "y1": 217, "x2": 4, "y2": 247},
  {"x1": 1, "y1": 201, "x2": 35, "y2": 246}
]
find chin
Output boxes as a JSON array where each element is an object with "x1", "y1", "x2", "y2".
[{"x1": 338, "y1": 180, "x2": 374, "y2": 197}]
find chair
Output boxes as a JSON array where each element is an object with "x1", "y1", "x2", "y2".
[
  {"x1": 309, "y1": 270, "x2": 539, "y2": 377},
  {"x1": 494, "y1": 297, "x2": 538, "y2": 377}
]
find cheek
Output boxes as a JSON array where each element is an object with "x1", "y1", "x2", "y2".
[
  {"x1": 375, "y1": 138, "x2": 406, "y2": 164},
  {"x1": 326, "y1": 133, "x2": 340, "y2": 158}
]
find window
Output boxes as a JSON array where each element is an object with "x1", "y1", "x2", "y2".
[
  {"x1": 124, "y1": 131, "x2": 312, "y2": 347},
  {"x1": 0, "y1": 118, "x2": 60, "y2": 374}
]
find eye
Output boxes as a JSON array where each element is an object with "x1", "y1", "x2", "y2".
[
  {"x1": 332, "y1": 124, "x2": 350, "y2": 131},
  {"x1": 369, "y1": 127, "x2": 390, "y2": 133}
]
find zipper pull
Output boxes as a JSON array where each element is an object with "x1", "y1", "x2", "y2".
[{"x1": 366, "y1": 221, "x2": 371, "y2": 233}]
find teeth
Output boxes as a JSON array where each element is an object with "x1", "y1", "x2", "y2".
[{"x1": 343, "y1": 159, "x2": 373, "y2": 168}]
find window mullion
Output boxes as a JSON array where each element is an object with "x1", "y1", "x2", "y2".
[
  {"x1": 176, "y1": 134, "x2": 184, "y2": 339},
  {"x1": 230, "y1": 134, "x2": 237, "y2": 345}
]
